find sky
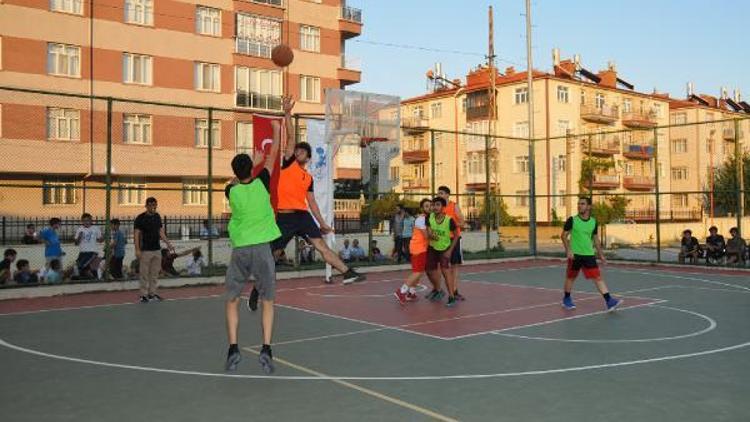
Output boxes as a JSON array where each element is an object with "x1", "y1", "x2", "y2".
[{"x1": 346, "y1": 0, "x2": 750, "y2": 101}]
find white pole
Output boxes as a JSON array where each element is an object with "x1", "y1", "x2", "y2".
[{"x1": 525, "y1": 0, "x2": 537, "y2": 254}]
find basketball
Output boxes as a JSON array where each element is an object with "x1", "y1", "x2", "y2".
[{"x1": 271, "y1": 44, "x2": 294, "y2": 67}]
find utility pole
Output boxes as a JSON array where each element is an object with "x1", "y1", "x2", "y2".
[
  {"x1": 525, "y1": 0, "x2": 537, "y2": 255},
  {"x1": 488, "y1": 6, "x2": 498, "y2": 193}
]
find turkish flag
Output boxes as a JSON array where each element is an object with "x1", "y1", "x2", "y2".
[{"x1": 252, "y1": 115, "x2": 282, "y2": 210}]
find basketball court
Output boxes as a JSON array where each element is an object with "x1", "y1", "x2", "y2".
[{"x1": 1, "y1": 258, "x2": 748, "y2": 421}]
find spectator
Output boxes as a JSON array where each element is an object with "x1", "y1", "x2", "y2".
[
  {"x1": 339, "y1": 239, "x2": 353, "y2": 263},
  {"x1": 199, "y1": 219, "x2": 219, "y2": 239},
  {"x1": 392, "y1": 205, "x2": 407, "y2": 263},
  {"x1": 186, "y1": 249, "x2": 207, "y2": 276},
  {"x1": 401, "y1": 210, "x2": 415, "y2": 262},
  {"x1": 161, "y1": 248, "x2": 195, "y2": 277},
  {"x1": 13, "y1": 260, "x2": 39, "y2": 284},
  {"x1": 75, "y1": 213, "x2": 104, "y2": 279},
  {"x1": 705, "y1": 226, "x2": 726, "y2": 265},
  {"x1": 45, "y1": 259, "x2": 63, "y2": 284},
  {"x1": 39, "y1": 218, "x2": 64, "y2": 267},
  {"x1": 678, "y1": 229, "x2": 700, "y2": 264},
  {"x1": 725, "y1": 227, "x2": 747, "y2": 265},
  {"x1": 1, "y1": 249, "x2": 17, "y2": 284},
  {"x1": 129, "y1": 258, "x2": 140, "y2": 278},
  {"x1": 109, "y1": 219, "x2": 127, "y2": 279},
  {"x1": 371, "y1": 240, "x2": 386, "y2": 261},
  {"x1": 350, "y1": 239, "x2": 366, "y2": 261},
  {"x1": 134, "y1": 197, "x2": 174, "y2": 303},
  {"x1": 298, "y1": 238, "x2": 315, "y2": 264},
  {"x1": 22, "y1": 224, "x2": 39, "y2": 244}
]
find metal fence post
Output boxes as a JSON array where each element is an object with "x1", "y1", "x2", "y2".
[
  {"x1": 653, "y1": 127, "x2": 662, "y2": 263},
  {"x1": 293, "y1": 115, "x2": 300, "y2": 269},
  {"x1": 735, "y1": 119, "x2": 743, "y2": 235},
  {"x1": 430, "y1": 129, "x2": 436, "y2": 195},
  {"x1": 2, "y1": 217, "x2": 5, "y2": 245},
  {"x1": 207, "y1": 108, "x2": 214, "y2": 274},
  {"x1": 485, "y1": 135, "x2": 491, "y2": 254},
  {"x1": 103, "y1": 97, "x2": 113, "y2": 280}
]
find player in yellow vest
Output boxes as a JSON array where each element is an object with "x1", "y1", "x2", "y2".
[
  {"x1": 426, "y1": 197, "x2": 462, "y2": 307},
  {"x1": 438, "y1": 186, "x2": 465, "y2": 300}
]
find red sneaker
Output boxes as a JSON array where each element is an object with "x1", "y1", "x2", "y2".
[
  {"x1": 406, "y1": 292, "x2": 418, "y2": 302},
  {"x1": 394, "y1": 289, "x2": 407, "y2": 305}
]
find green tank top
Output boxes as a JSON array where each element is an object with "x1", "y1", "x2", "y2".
[
  {"x1": 429, "y1": 213, "x2": 452, "y2": 251},
  {"x1": 570, "y1": 215, "x2": 597, "y2": 256},
  {"x1": 228, "y1": 180, "x2": 281, "y2": 248}
]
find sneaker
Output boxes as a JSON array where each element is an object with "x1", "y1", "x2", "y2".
[
  {"x1": 446, "y1": 296, "x2": 457, "y2": 307},
  {"x1": 324, "y1": 277, "x2": 334, "y2": 284},
  {"x1": 562, "y1": 296, "x2": 576, "y2": 310},
  {"x1": 430, "y1": 290, "x2": 446, "y2": 302},
  {"x1": 259, "y1": 348, "x2": 274, "y2": 374},
  {"x1": 247, "y1": 287, "x2": 259, "y2": 312},
  {"x1": 394, "y1": 289, "x2": 407, "y2": 305},
  {"x1": 455, "y1": 292, "x2": 466, "y2": 301},
  {"x1": 425, "y1": 290, "x2": 438, "y2": 300},
  {"x1": 148, "y1": 294, "x2": 163, "y2": 302},
  {"x1": 138, "y1": 295, "x2": 149, "y2": 304},
  {"x1": 606, "y1": 297, "x2": 623, "y2": 312},
  {"x1": 406, "y1": 292, "x2": 418, "y2": 302},
  {"x1": 225, "y1": 348, "x2": 242, "y2": 372},
  {"x1": 342, "y1": 269, "x2": 365, "y2": 285}
]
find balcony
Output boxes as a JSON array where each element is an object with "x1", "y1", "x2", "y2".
[
  {"x1": 580, "y1": 104, "x2": 619, "y2": 124},
  {"x1": 622, "y1": 110, "x2": 658, "y2": 128},
  {"x1": 582, "y1": 136, "x2": 620, "y2": 156},
  {"x1": 402, "y1": 116, "x2": 430, "y2": 134},
  {"x1": 251, "y1": 0, "x2": 283, "y2": 6},
  {"x1": 464, "y1": 174, "x2": 499, "y2": 191},
  {"x1": 624, "y1": 208, "x2": 702, "y2": 222},
  {"x1": 722, "y1": 126, "x2": 743, "y2": 141},
  {"x1": 623, "y1": 176, "x2": 655, "y2": 191},
  {"x1": 402, "y1": 178, "x2": 430, "y2": 190},
  {"x1": 339, "y1": 6, "x2": 362, "y2": 39},
  {"x1": 466, "y1": 105, "x2": 490, "y2": 121},
  {"x1": 589, "y1": 174, "x2": 619, "y2": 189},
  {"x1": 235, "y1": 91, "x2": 282, "y2": 111},
  {"x1": 338, "y1": 55, "x2": 361, "y2": 86},
  {"x1": 235, "y1": 38, "x2": 275, "y2": 58},
  {"x1": 622, "y1": 142, "x2": 654, "y2": 160},
  {"x1": 402, "y1": 149, "x2": 429, "y2": 164}
]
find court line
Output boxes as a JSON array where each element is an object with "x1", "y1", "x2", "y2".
[
  {"x1": 2, "y1": 335, "x2": 749, "y2": 381},
  {"x1": 493, "y1": 304, "x2": 717, "y2": 343},
  {"x1": 242, "y1": 347, "x2": 458, "y2": 422},
  {"x1": 305, "y1": 284, "x2": 427, "y2": 299},
  {"x1": 249, "y1": 327, "x2": 388, "y2": 349},
  {"x1": 612, "y1": 268, "x2": 750, "y2": 292}
]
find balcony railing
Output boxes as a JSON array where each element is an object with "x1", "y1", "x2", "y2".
[
  {"x1": 623, "y1": 175, "x2": 655, "y2": 190},
  {"x1": 252, "y1": 0, "x2": 283, "y2": 6},
  {"x1": 341, "y1": 6, "x2": 362, "y2": 23},
  {"x1": 235, "y1": 91, "x2": 282, "y2": 111},
  {"x1": 622, "y1": 142, "x2": 654, "y2": 160},
  {"x1": 622, "y1": 110, "x2": 658, "y2": 128},
  {"x1": 624, "y1": 208, "x2": 703, "y2": 222},
  {"x1": 402, "y1": 149, "x2": 429, "y2": 163},
  {"x1": 403, "y1": 178, "x2": 429, "y2": 190},
  {"x1": 235, "y1": 38, "x2": 276, "y2": 58},
  {"x1": 580, "y1": 103, "x2": 619, "y2": 124},
  {"x1": 582, "y1": 136, "x2": 620, "y2": 156},
  {"x1": 590, "y1": 174, "x2": 619, "y2": 189},
  {"x1": 467, "y1": 105, "x2": 490, "y2": 121},
  {"x1": 402, "y1": 116, "x2": 430, "y2": 133},
  {"x1": 340, "y1": 55, "x2": 361, "y2": 71},
  {"x1": 723, "y1": 126, "x2": 743, "y2": 141}
]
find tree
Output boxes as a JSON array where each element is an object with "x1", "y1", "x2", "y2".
[
  {"x1": 706, "y1": 153, "x2": 750, "y2": 216},
  {"x1": 360, "y1": 193, "x2": 419, "y2": 221},
  {"x1": 480, "y1": 196, "x2": 519, "y2": 227},
  {"x1": 579, "y1": 157, "x2": 616, "y2": 193},
  {"x1": 591, "y1": 195, "x2": 630, "y2": 247}
]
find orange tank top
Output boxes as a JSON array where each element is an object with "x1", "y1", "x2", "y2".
[
  {"x1": 409, "y1": 214, "x2": 429, "y2": 254},
  {"x1": 445, "y1": 201, "x2": 462, "y2": 237},
  {"x1": 277, "y1": 160, "x2": 312, "y2": 211}
]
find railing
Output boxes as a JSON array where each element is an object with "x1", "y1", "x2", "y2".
[
  {"x1": 622, "y1": 110, "x2": 658, "y2": 128},
  {"x1": 402, "y1": 149, "x2": 429, "y2": 163},
  {"x1": 722, "y1": 126, "x2": 743, "y2": 140},
  {"x1": 624, "y1": 208, "x2": 703, "y2": 222},
  {"x1": 623, "y1": 175, "x2": 655, "y2": 190},
  {"x1": 580, "y1": 103, "x2": 619, "y2": 123},
  {"x1": 235, "y1": 37, "x2": 276, "y2": 58},
  {"x1": 252, "y1": 0, "x2": 283, "y2": 6},
  {"x1": 583, "y1": 136, "x2": 620, "y2": 155},
  {"x1": 402, "y1": 116, "x2": 430, "y2": 129},
  {"x1": 590, "y1": 174, "x2": 619, "y2": 188},
  {"x1": 467, "y1": 105, "x2": 491, "y2": 121},
  {"x1": 340, "y1": 55, "x2": 362, "y2": 71},
  {"x1": 402, "y1": 178, "x2": 430, "y2": 190},
  {"x1": 235, "y1": 91, "x2": 282, "y2": 111},
  {"x1": 622, "y1": 142, "x2": 654, "y2": 159},
  {"x1": 341, "y1": 6, "x2": 362, "y2": 23}
]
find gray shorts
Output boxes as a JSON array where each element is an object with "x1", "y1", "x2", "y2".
[{"x1": 225, "y1": 243, "x2": 276, "y2": 301}]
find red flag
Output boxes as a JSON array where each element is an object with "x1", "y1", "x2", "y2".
[{"x1": 252, "y1": 115, "x2": 282, "y2": 210}]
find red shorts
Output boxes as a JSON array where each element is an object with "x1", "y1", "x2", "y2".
[
  {"x1": 566, "y1": 256, "x2": 601, "y2": 279},
  {"x1": 411, "y1": 252, "x2": 427, "y2": 273}
]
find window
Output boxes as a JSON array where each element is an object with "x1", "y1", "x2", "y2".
[
  {"x1": 431, "y1": 102, "x2": 442, "y2": 119},
  {"x1": 671, "y1": 194, "x2": 689, "y2": 208},
  {"x1": 652, "y1": 103, "x2": 663, "y2": 118},
  {"x1": 580, "y1": 90, "x2": 585, "y2": 105},
  {"x1": 196, "y1": 6, "x2": 221, "y2": 36},
  {"x1": 672, "y1": 112, "x2": 687, "y2": 125},
  {"x1": 671, "y1": 139, "x2": 688, "y2": 154},
  {"x1": 47, "y1": 108, "x2": 80, "y2": 141},
  {"x1": 236, "y1": 13, "x2": 281, "y2": 58},
  {"x1": 297, "y1": 126, "x2": 308, "y2": 143},
  {"x1": 47, "y1": 43, "x2": 80, "y2": 77},
  {"x1": 236, "y1": 122, "x2": 253, "y2": 153},
  {"x1": 671, "y1": 167, "x2": 689, "y2": 181},
  {"x1": 300, "y1": 75, "x2": 321, "y2": 103},
  {"x1": 555, "y1": 154, "x2": 566, "y2": 172},
  {"x1": 658, "y1": 163, "x2": 665, "y2": 178},
  {"x1": 123, "y1": 53, "x2": 152, "y2": 85},
  {"x1": 43, "y1": 178, "x2": 77, "y2": 205},
  {"x1": 118, "y1": 178, "x2": 146, "y2": 205},
  {"x1": 514, "y1": 155, "x2": 529, "y2": 173},
  {"x1": 461, "y1": 98, "x2": 467, "y2": 113},
  {"x1": 558, "y1": 190, "x2": 567, "y2": 207},
  {"x1": 623, "y1": 162, "x2": 634, "y2": 176},
  {"x1": 195, "y1": 119, "x2": 221, "y2": 148},
  {"x1": 235, "y1": 66, "x2": 282, "y2": 110},
  {"x1": 195, "y1": 62, "x2": 220, "y2": 92},
  {"x1": 556, "y1": 86, "x2": 569, "y2": 103},
  {"x1": 183, "y1": 179, "x2": 209, "y2": 205},
  {"x1": 513, "y1": 121, "x2": 529, "y2": 138},
  {"x1": 436, "y1": 162, "x2": 443, "y2": 178},
  {"x1": 515, "y1": 190, "x2": 529, "y2": 207},
  {"x1": 623, "y1": 98, "x2": 632, "y2": 113},
  {"x1": 125, "y1": 0, "x2": 154, "y2": 26},
  {"x1": 514, "y1": 88, "x2": 528, "y2": 105},
  {"x1": 252, "y1": 0, "x2": 283, "y2": 6},
  {"x1": 123, "y1": 114, "x2": 152, "y2": 144},
  {"x1": 299, "y1": 25, "x2": 320, "y2": 52},
  {"x1": 390, "y1": 166, "x2": 400, "y2": 182},
  {"x1": 51, "y1": 0, "x2": 83, "y2": 14},
  {"x1": 595, "y1": 93, "x2": 605, "y2": 108},
  {"x1": 557, "y1": 120, "x2": 571, "y2": 136}
]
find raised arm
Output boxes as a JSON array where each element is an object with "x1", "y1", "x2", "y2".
[
  {"x1": 265, "y1": 119, "x2": 282, "y2": 175},
  {"x1": 282, "y1": 95, "x2": 296, "y2": 161}
]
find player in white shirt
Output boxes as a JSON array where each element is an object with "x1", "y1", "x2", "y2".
[{"x1": 75, "y1": 213, "x2": 103, "y2": 278}]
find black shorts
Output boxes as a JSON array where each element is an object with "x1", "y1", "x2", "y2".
[
  {"x1": 426, "y1": 246, "x2": 451, "y2": 271},
  {"x1": 566, "y1": 255, "x2": 600, "y2": 279},
  {"x1": 76, "y1": 252, "x2": 98, "y2": 271},
  {"x1": 450, "y1": 237, "x2": 463, "y2": 265},
  {"x1": 271, "y1": 211, "x2": 322, "y2": 251}
]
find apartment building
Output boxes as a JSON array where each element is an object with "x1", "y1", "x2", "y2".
[{"x1": 0, "y1": 0, "x2": 363, "y2": 218}]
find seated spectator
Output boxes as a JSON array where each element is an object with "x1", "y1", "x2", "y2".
[
  {"x1": 725, "y1": 227, "x2": 747, "y2": 265},
  {"x1": 45, "y1": 259, "x2": 64, "y2": 284},
  {"x1": 22, "y1": 224, "x2": 39, "y2": 244},
  {"x1": 350, "y1": 239, "x2": 366, "y2": 261},
  {"x1": 161, "y1": 248, "x2": 194, "y2": 277},
  {"x1": 371, "y1": 240, "x2": 386, "y2": 261},
  {"x1": 186, "y1": 249, "x2": 207, "y2": 276},
  {"x1": 705, "y1": 226, "x2": 726, "y2": 265},
  {"x1": 1, "y1": 249, "x2": 17, "y2": 284},
  {"x1": 199, "y1": 220, "x2": 219, "y2": 239},
  {"x1": 13, "y1": 260, "x2": 39, "y2": 284},
  {"x1": 339, "y1": 239, "x2": 353, "y2": 263},
  {"x1": 678, "y1": 229, "x2": 700, "y2": 264}
]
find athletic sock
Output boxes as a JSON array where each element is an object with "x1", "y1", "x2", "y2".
[
  {"x1": 564, "y1": 292, "x2": 571, "y2": 299},
  {"x1": 229, "y1": 344, "x2": 239, "y2": 354},
  {"x1": 602, "y1": 293, "x2": 611, "y2": 301},
  {"x1": 261, "y1": 344, "x2": 271, "y2": 352},
  {"x1": 400, "y1": 284, "x2": 409, "y2": 294},
  {"x1": 408, "y1": 287, "x2": 417, "y2": 294}
]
